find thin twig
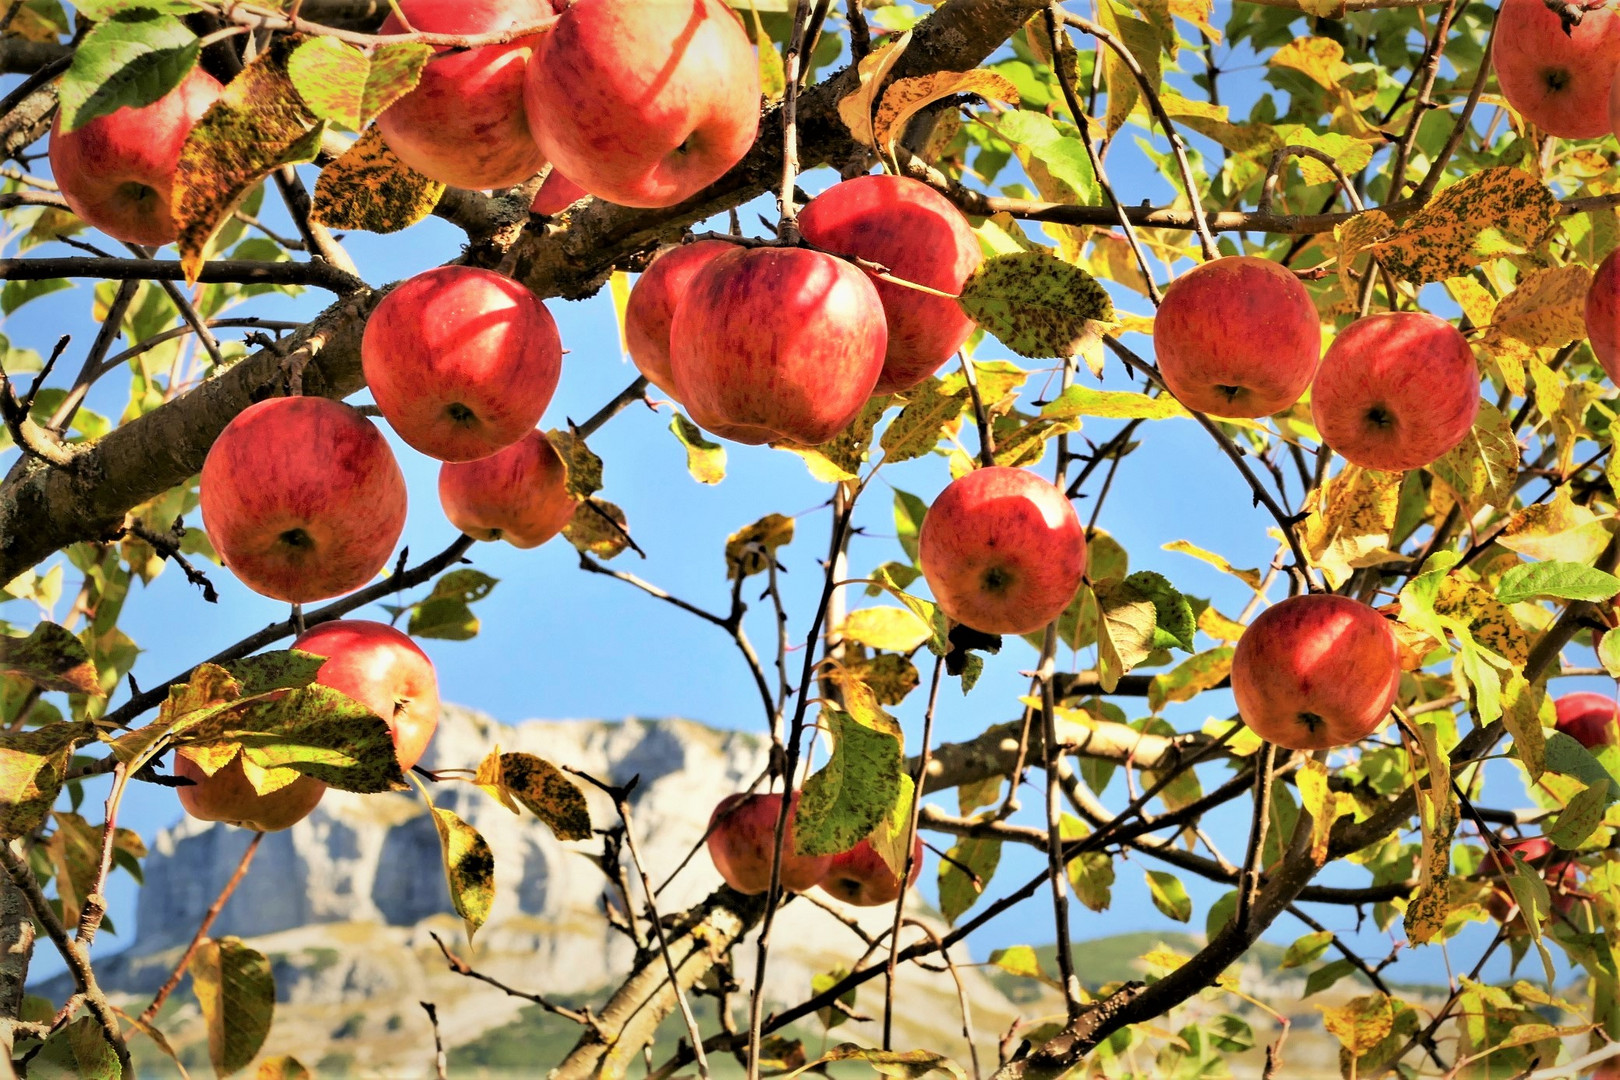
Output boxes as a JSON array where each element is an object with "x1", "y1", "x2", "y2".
[
  {"x1": 420, "y1": 1001, "x2": 449, "y2": 1080},
  {"x1": 883, "y1": 654, "x2": 944, "y2": 1047}
]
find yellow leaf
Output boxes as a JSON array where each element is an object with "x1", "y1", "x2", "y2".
[
  {"x1": 1429, "y1": 400, "x2": 1521, "y2": 514},
  {"x1": 838, "y1": 607, "x2": 932, "y2": 653},
  {"x1": 1271, "y1": 36, "x2": 1351, "y2": 90},
  {"x1": 1319, "y1": 994, "x2": 1395, "y2": 1056},
  {"x1": 1162, "y1": 540, "x2": 1263, "y2": 590},
  {"x1": 1498, "y1": 485, "x2": 1613, "y2": 564},
  {"x1": 1300, "y1": 466, "x2": 1405, "y2": 589},
  {"x1": 836, "y1": 31, "x2": 911, "y2": 148},
  {"x1": 1492, "y1": 265, "x2": 1593, "y2": 348}
]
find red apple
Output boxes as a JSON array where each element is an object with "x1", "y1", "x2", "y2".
[
  {"x1": 916, "y1": 466, "x2": 1088, "y2": 636},
  {"x1": 797, "y1": 175, "x2": 982, "y2": 394},
  {"x1": 175, "y1": 751, "x2": 326, "y2": 833},
  {"x1": 669, "y1": 246, "x2": 887, "y2": 445},
  {"x1": 362, "y1": 266, "x2": 562, "y2": 462},
  {"x1": 48, "y1": 66, "x2": 222, "y2": 247},
  {"x1": 200, "y1": 397, "x2": 407, "y2": 603},
  {"x1": 1554, "y1": 691, "x2": 1620, "y2": 749},
  {"x1": 530, "y1": 169, "x2": 589, "y2": 215},
  {"x1": 1310, "y1": 311, "x2": 1479, "y2": 472},
  {"x1": 1494, "y1": 0, "x2": 1620, "y2": 139},
  {"x1": 625, "y1": 239, "x2": 734, "y2": 397},
  {"x1": 1153, "y1": 255, "x2": 1322, "y2": 418},
  {"x1": 817, "y1": 835, "x2": 924, "y2": 907},
  {"x1": 1585, "y1": 248, "x2": 1620, "y2": 382},
  {"x1": 706, "y1": 791, "x2": 833, "y2": 895},
  {"x1": 293, "y1": 620, "x2": 441, "y2": 771},
  {"x1": 437, "y1": 428, "x2": 576, "y2": 549},
  {"x1": 1230, "y1": 594, "x2": 1400, "y2": 751},
  {"x1": 524, "y1": 0, "x2": 760, "y2": 208},
  {"x1": 374, "y1": 0, "x2": 555, "y2": 190}
]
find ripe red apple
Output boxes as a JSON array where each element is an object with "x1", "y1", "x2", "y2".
[
  {"x1": 625, "y1": 239, "x2": 734, "y2": 397},
  {"x1": 437, "y1": 429, "x2": 576, "y2": 549},
  {"x1": 916, "y1": 466, "x2": 1088, "y2": 636},
  {"x1": 1310, "y1": 311, "x2": 1479, "y2": 472},
  {"x1": 524, "y1": 0, "x2": 760, "y2": 208},
  {"x1": 293, "y1": 620, "x2": 441, "y2": 771},
  {"x1": 200, "y1": 397, "x2": 407, "y2": 603},
  {"x1": 1554, "y1": 691, "x2": 1620, "y2": 749},
  {"x1": 374, "y1": 0, "x2": 555, "y2": 190},
  {"x1": 817, "y1": 835, "x2": 924, "y2": 907},
  {"x1": 1230, "y1": 594, "x2": 1401, "y2": 751},
  {"x1": 175, "y1": 751, "x2": 326, "y2": 833},
  {"x1": 797, "y1": 175, "x2": 982, "y2": 394},
  {"x1": 48, "y1": 66, "x2": 222, "y2": 247},
  {"x1": 706, "y1": 791, "x2": 833, "y2": 895},
  {"x1": 1585, "y1": 249, "x2": 1620, "y2": 383},
  {"x1": 530, "y1": 169, "x2": 589, "y2": 215},
  {"x1": 1153, "y1": 255, "x2": 1321, "y2": 418},
  {"x1": 362, "y1": 266, "x2": 562, "y2": 462},
  {"x1": 669, "y1": 246, "x2": 887, "y2": 445},
  {"x1": 1494, "y1": 0, "x2": 1620, "y2": 139}
]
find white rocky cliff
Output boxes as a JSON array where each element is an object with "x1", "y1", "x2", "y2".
[{"x1": 67, "y1": 707, "x2": 1029, "y2": 1077}]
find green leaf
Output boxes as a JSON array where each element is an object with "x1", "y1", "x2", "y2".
[
  {"x1": 797, "y1": 696, "x2": 905, "y2": 858},
  {"x1": 360, "y1": 42, "x2": 434, "y2": 123},
  {"x1": 287, "y1": 37, "x2": 371, "y2": 128},
  {"x1": 1126, "y1": 571, "x2": 1196, "y2": 652},
  {"x1": 57, "y1": 9, "x2": 199, "y2": 133},
  {"x1": 0, "y1": 722, "x2": 94, "y2": 840},
  {"x1": 671, "y1": 412, "x2": 727, "y2": 484},
  {"x1": 497, "y1": 752, "x2": 591, "y2": 841},
  {"x1": 1304, "y1": 958, "x2": 1358, "y2": 998},
  {"x1": 0, "y1": 622, "x2": 101, "y2": 695},
  {"x1": 30, "y1": 1016, "x2": 119, "y2": 1080},
  {"x1": 990, "y1": 110, "x2": 1098, "y2": 206},
  {"x1": 956, "y1": 250, "x2": 1114, "y2": 360},
  {"x1": 1547, "y1": 777, "x2": 1610, "y2": 849},
  {"x1": 938, "y1": 834, "x2": 1000, "y2": 924},
  {"x1": 221, "y1": 649, "x2": 325, "y2": 696},
  {"x1": 1602, "y1": 628, "x2": 1620, "y2": 679},
  {"x1": 1, "y1": 277, "x2": 72, "y2": 316},
  {"x1": 191, "y1": 937, "x2": 275, "y2": 1077},
  {"x1": 1281, "y1": 929, "x2": 1335, "y2": 969},
  {"x1": 73, "y1": 0, "x2": 196, "y2": 16},
  {"x1": 1094, "y1": 579, "x2": 1156, "y2": 692},
  {"x1": 1496, "y1": 560, "x2": 1620, "y2": 605},
  {"x1": 428, "y1": 804, "x2": 496, "y2": 941},
  {"x1": 988, "y1": 945, "x2": 1045, "y2": 980},
  {"x1": 1145, "y1": 869, "x2": 1191, "y2": 922},
  {"x1": 1147, "y1": 647, "x2": 1233, "y2": 713},
  {"x1": 1545, "y1": 730, "x2": 1620, "y2": 801},
  {"x1": 892, "y1": 489, "x2": 928, "y2": 564},
  {"x1": 408, "y1": 598, "x2": 479, "y2": 641}
]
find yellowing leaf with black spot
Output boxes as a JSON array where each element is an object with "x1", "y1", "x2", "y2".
[
  {"x1": 1500, "y1": 674, "x2": 1548, "y2": 781},
  {"x1": 311, "y1": 127, "x2": 445, "y2": 234},
  {"x1": 1147, "y1": 646, "x2": 1233, "y2": 713},
  {"x1": 1430, "y1": 400, "x2": 1520, "y2": 515},
  {"x1": 1094, "y1": 577, "x2": 1157, "y2": 692},
  {"x1": 1041, "y1": 384, "x2": 1189, "y2": 422},
  {"x1": 1300, "y1": 466, "x2": 1404, "y2": 589},
  {"x1": 725, "y1": 512, "x2": 794, "y2": 580},
  {"x1": 1529, "y1": 355, "x2": 1605, "y2": 477},
  {"x1": 497, "y1": 751, "x2": 591, "y2": 840},
  {"x1": 841, "y1": 651, "x2": 920, "y2": 706},
  {"x1": 1333, "y1": 207, "x2": 1395, "y2": 306},
  {"x1": 988, "y1": 410, "x2": 1080, "y2": 468},
  {"x1": 1434, "y1": 578, "x2": 1530, "y2": 668},
  {"x1": 288, "y1": 37, "x2": 432, "y2": 130},
  {"x1": 670, "y1": 412, "x2": 726, "y2": 484},
  {"x1": 797, "y1": 694, "x2": 904, "y2": 858},
  {"x1": 879, "y1": 377, "x2": 968, "y2": 465},
  {"x1": 1498, "y1": 486, "x2": 1613, "y2": 565},
  {"x1": 45, "y1": 810, "x2": 101, "y2": 929},
  {"x1": 428, "y1": 804, "x2": 496, "y2": 941},
  {"x1": 0, "y1": 721, "x2": 93, "y2": 840},
  {"x1": 957, "y1": 250, "x2": 1115, "y2": 360},
  {"x1": 564, "y1": 498, "x2": 631, "y2": 560},
  {"x1": 937, "y1": 359, "x2": 1028, "y2": 411},
  {"x1": 1097, "y1": 0, "x2": 1162, "y2": 141},
  {"x1": 1367, "y1": 169, "x2": 1560, "y2": 284},
  {"x1": 545, "y1": 428, "x2": 603, "y2": 501},
  {"x1": 1492, "y1": 265, "x2": 1592, "y2": 348},
  {"x1": 871, "y1": 69, "x2": 1019, "y2": 162},
  {"x1": 813, "y1": 1045, "x2": 966, "y2": 1080},
  {"x1": 173, "y1": 39, "x2": 323, "y2": 283},
  {"x1": 192, "y1": 936, "x2": 275, "y2": 1078},
  {"x1": 0, "y1": 621, "x2": 100, "y2": 695},
  {"x1": 1404, "y1": 720, "x2": 1457, "y2": 946},
  {"x1": 836, "y1": 30, "x2": 911, "y2": 148}
]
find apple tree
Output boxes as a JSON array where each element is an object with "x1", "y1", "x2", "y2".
[{"x1": 1, "y1": 0, "x2": 1620, "y2": 1076}]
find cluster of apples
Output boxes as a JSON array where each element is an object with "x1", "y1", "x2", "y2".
[
  {"x1": 1154, "y1": 255, "x2": 1480, "y2": 473},
  {"x1": 705, "y1": 791, "x2": 924, "y2": 907},
  {"x1": 177, "y1": 618, "x2": 443, "y2": 831}
]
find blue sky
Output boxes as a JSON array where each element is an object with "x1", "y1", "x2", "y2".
[{"x1": 3, "y1": 2, "x2": 1604, "y2": 997}]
